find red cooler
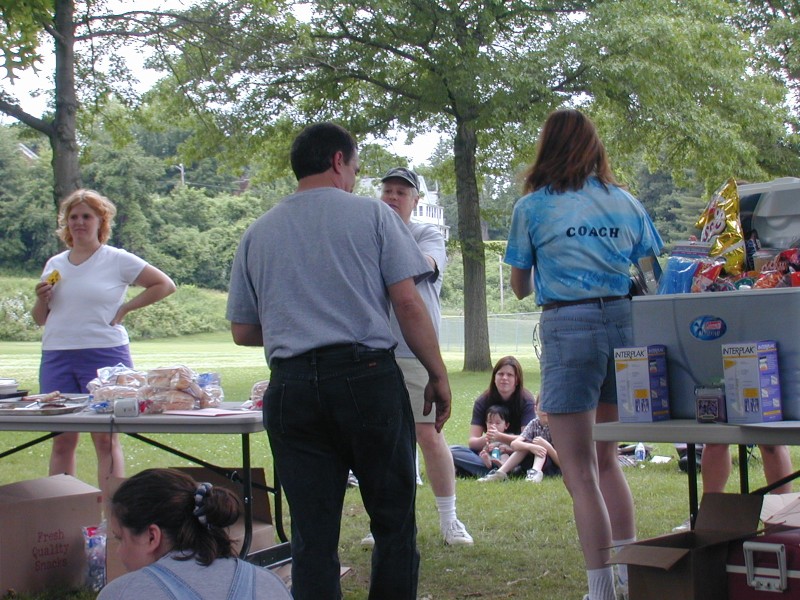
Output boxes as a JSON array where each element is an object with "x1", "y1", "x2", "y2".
[{"x1": 727, "y1": 529, "x2": 800, "y2": 598}]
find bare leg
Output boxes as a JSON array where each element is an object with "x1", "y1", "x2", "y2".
[
  {"x1": 548, "y1": 409, "x2": 612, "y2": 569},
  {"x1": 91, "y1": 432, "x2": 125, "y2": 500},
  {"x1": 759, "y1": 445, "x2": 793, "y2": 494},
  {"x1": 701, "y1": 444, "x2": 732, "y2": 493},
  {"x1": 416, "y1": 423, "x2": 455, "y2": 498},
  {"x1": 596, "y1": 403, "x2": 636, "y2": 542},
  {"x1": 49, "y1": 432, "x2": 80, "y2": 476}
]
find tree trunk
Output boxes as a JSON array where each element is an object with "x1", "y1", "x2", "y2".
[
  {"x1": 51, "y1": 0, "x2": 82, "y2": 207},
  {"x1": 453, "y1": 119, "x2": 491, "y2": 372}
]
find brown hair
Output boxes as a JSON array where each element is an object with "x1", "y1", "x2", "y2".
[
  {"x1": 110, "y1": 468, "x2": 241, "y2": 566},
  {"x1": 56, "y1": 189, "x2": 116, "y2": 247},
  {"x1": 486, "y1": 356, "x2": 527, "y2": 432},
  {"x1": 522, "y1": 109, "x2": 619, "y2": 195}
]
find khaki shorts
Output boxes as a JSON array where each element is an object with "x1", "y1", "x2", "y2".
[{"x1": 396, "y1": 357, "x2": 434, "y2": 424}]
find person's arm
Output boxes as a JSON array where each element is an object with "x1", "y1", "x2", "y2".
[
  {"x1": 533, "y1": 436, "x2": 559, "y2": 466},
  {"x1": 32, "y1": 281, "x2": 53, "y2": 326},
  {"x1": 468, "y1": 423, "x2": 486, "y2": 452},
  {"x1": 510, "y1": 266, "x2": 533, "y2": 300},
  {"x1": 389, "y1": 277, "x2": 451, "y2": 432},
  {"x1": 111, "y1": 265, "x2": 177, "y2": 325},
  {"x1": 231, "y1": 322, "x2": 264, "y2": 347}
]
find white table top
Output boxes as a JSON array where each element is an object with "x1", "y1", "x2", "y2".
[
  {"x1": 0, "y1": 402, "x2": 264, "y2": 434},
  {"x1": 593, "y1": 419, "x2": 800, "y2": 446}
]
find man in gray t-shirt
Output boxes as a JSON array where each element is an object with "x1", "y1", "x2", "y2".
[{"x1": 226, "y1": 123, "x2": 451, "y2": 600}]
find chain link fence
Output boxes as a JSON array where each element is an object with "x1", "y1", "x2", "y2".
[{"x1": 439, "y1": 312, "x2": 542, "y2": 355}]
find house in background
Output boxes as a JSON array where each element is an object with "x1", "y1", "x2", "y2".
[{"x1": 358, "y1": 175, "x2": 450, "y2": 241}]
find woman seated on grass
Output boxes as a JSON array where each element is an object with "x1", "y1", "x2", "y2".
[
  {"x1": 450, "y1": 356, "x2": 537, "y2": 477},
  {"x1": 479, "y1": 393, "x2": 561, "y2": 483},
  {"x1": 99, "y1": 468, "x2": 291, "y2": 600}
]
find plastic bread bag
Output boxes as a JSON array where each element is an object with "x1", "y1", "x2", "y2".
[
  {"x1": 138, "y1": 387, "x2": 196, "y2": 413},
  {"x1": 197, "y1": 372, "x2": 224, "y2": 408},
  {"x1": 695, "y1": 178, "x2": 745, "y2": 275},
  {"x1": 95, "y1": 363, "x2": 147, "y2": 388},
  {"x1": 244, "y1": 380, "x2": 270, "y2": 410}
]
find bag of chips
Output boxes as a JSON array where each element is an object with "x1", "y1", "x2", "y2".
[{"x1": 695, "y1": 178, "x2": 745, "y2": 275}]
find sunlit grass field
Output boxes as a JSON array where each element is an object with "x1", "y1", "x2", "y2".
[{"x1": 1, "y1": 334, "x2": 796, "y2": 599}]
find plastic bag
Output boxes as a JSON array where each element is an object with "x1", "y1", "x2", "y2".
[
  {"x1": 695, "y1": 178, "x2": 745, "y2": 275},
  {"x1": 83, "y1": 523, "x2": 106, "y2": 592}
]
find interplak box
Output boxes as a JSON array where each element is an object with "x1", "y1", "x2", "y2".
[
  {"x1": 0, "y1": 474, "x2": 102, "y2": 596},
  {"x1": 722, "y1": 340, "x2": 783, "y2": 423},
  {"x1": 614, "y1": 345, "x2": 670, "y2": 422}
]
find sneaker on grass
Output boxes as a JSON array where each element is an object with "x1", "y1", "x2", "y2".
[
  {"x1": 477, "y1": 469, "x2": 507, "y2": 482},
  {"x1": 443, "y1": 519, "x2": 473, "y2": 546},
  {"x1": 360, "y1": 532, "x2": 374, "y2": 548},
  {"x1": 526, "y1": 469, "x2": 544, "y2": 483}
]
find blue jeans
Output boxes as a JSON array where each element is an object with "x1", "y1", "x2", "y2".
[{"x1": 265, "y1": 344, "x2": 419, "y2": 600}]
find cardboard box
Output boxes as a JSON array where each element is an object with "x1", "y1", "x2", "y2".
[
  {"x1": 106, "y1": 467, "x2": 276, "y2": 583},
  {"x1": 614, "y1": 345, "x2": 670, "y2": 422},
  {"x1": 610, "y1": 493, "x2": 763, "y2": 600},
  {"x1": 723, "y1": 341, "x2": 783, "y2": 424},
  {"x1": 0, "y1": 474, "x2": 102, "y2": 596}
]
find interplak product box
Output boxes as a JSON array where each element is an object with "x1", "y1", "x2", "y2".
[
  {"x1": 614, "y1": 345, "x2": 670, "y2": 422},
  {"x1": 0, "y1": 474, "x2": 102, "y2": 596},
  {"x1": 610, "y1": 493, "x2": 764, "y2": 600},
  {"x1": 722, "y1": 340, "x2": 783, "y2": 424}
]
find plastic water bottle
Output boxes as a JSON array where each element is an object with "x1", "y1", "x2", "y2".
[
  {"x1": 635, "y1": 442, "x2": 646, "y2": 464},
  {"x1": 491, "y1": 446, "x2": 501, "y2": 460}
]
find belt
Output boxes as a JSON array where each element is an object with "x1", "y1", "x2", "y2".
[
  {"x1": 541, "y1": 295, "x2": 630, "y2": 311},
  {"x1": 273, "y1": 343, "x2": 393, "y2": 365}
]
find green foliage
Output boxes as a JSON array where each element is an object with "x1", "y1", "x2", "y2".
[{"x1": 0, "y1": 276, "x2": 231, "y2": 342}]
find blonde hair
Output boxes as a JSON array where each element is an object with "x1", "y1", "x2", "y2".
[{"x1": 57, "y1": 189, "x2": 116, "y2": 247}]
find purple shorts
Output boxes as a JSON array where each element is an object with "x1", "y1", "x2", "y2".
[{"x1": 39, "y1": 345, "x2": 133, "y2": 394}]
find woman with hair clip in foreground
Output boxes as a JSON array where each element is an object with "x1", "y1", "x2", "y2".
[{"x1": 98, "y1": 468, "x2": 291, "y2": 600}]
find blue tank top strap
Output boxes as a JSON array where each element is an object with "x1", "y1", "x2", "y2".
[
  {"x1": 227, "y1": 558, "x2": 256, "y2": 599},
  {"x1": 143, "y1": 563, "x2": 204, "y2": 600}
]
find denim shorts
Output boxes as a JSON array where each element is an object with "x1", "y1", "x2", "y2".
[{"x1": 538, "y1": 298, "x2": 632, "y2": 414}]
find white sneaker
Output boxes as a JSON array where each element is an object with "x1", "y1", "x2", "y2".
[
  {"x1": 443, "y1": 519, "x2": 474, "y2": 546},
  {"x1": 672, "y1": 518, "x2": 691, "y2": 532},
  {"x1": 526, "y1": 469, "x2": 543, "y2": 483},
  {"x1": 478, "y1": 469, "x2": 507, "y2": 482},
  {"x1": 360, "y1": 532, "x2": 374, "y2": 548}
]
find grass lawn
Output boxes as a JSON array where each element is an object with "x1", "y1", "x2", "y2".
[{"x1": 1, "y1": 333, "x2": 797, "y2": 599}]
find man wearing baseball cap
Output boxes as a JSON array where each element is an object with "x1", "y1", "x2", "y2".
[{"x1": 362, "y1": 167, "x2": 473, "y2": 547}]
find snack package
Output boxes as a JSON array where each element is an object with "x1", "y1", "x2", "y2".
[
  {"x1": 691, "y1": 261, "x2": 724, "y2": 293},
  {"x1": 44, "y1": 270, "x2": 61, "y2": 285},
  {"x1": 695, "y1": 178, "x2": 745, "y2": 275},
  {"x1": 657, "y1": 255, "x2": 701, "y2": 295}
]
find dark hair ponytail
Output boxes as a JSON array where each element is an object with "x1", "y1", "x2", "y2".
[{"x1": 111, "y1": 468, "x2": 241, "y2": 566}]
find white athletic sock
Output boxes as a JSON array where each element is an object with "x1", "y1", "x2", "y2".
[
  {"x1": 587, "y1": 566, "x2": 615, "y2": 600},
  {"x1": 611, "y1": 537, "x2": 635, "y2": 587},
  {"x1": 435, "y1": 495, "x2": 457, "y2": 530}
]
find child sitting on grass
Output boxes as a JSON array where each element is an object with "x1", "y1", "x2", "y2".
[
  {"x1": 478, "y1": 404, "x2": 516, "y2": 470},
  {"x1": 479, "y1": 394, "x2": 560, "y2": 483}
]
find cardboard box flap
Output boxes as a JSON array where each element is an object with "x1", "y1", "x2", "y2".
[
  {"x1": 611, "y1": 544, "x2": 689, "y2": 570},
  {"x1": 0, "y1": 473, "x2": 100, "y2": 504},
  {"x1": 695, "y1": 493, "x2": 763, "y2": 535},
  {"x1": 762, "y1": 493, "x2": 800, "y2": 527}
]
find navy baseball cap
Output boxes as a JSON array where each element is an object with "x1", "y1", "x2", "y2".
[{"x1": 381, "y1": 167, "x2": 419, "y2": 192}]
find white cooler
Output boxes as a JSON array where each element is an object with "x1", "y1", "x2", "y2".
[{"x1": 631, "y1": 288, "x2": 800, "y2": 420}]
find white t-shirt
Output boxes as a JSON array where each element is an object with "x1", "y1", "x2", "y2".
[{"x1": 40, "y1": 245, "x2": 147, "y2": 350}]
